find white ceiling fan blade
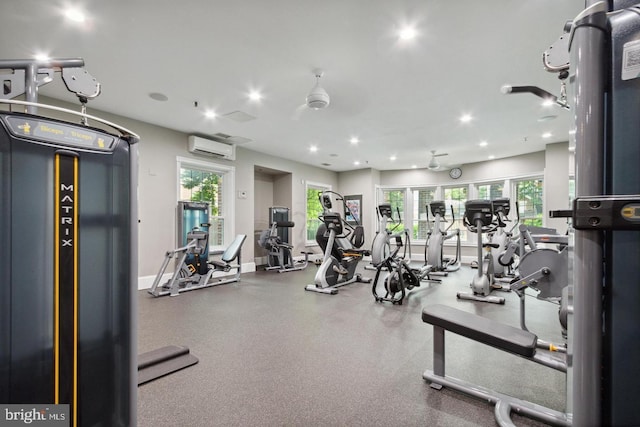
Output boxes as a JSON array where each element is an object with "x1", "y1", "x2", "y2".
[{"x1": 291, "y1": 104, "x2": 308, "y2": 120}]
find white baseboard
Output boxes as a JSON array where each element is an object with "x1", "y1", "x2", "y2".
[{"x1": 138, "y1": 262, "x2": 256, "y2": 290}]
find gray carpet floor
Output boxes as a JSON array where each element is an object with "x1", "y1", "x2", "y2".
[{"x1": 137, "y1": 264, "x2": 567, "y2": 426}]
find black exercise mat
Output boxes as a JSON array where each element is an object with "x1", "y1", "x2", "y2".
[{"x1": 137, "y1": 345, "x2": 199, "y2": 385}]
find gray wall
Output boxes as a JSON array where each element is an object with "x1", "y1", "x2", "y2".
[{"x1": 28, "y1": 97, "x2": 571, "y2": 277}]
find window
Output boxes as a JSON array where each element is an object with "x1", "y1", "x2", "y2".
[
  {"x1": 306, "y1": 182, "x2": 331, "y2": 244},
  {"x1": 379, "y1": 188, "x2": 406, "y2": 232},
  {"x1": 515, "y1": 178, "x2": 544, "y2": 226},
  {"x1": 569, "y1": 177, "x2": 575, "y2": 204},
  {"x1": 412, "y1": 187, "x2": 436, "y2": 240},
  {"x1": 177, "y1": 157, "x2": 234, "y2": 248},
  {"x1": 443, "y1": 185, "x2": 468, "y2": 241},
  {"x1": 477, "y1": 182, "x2": 504, "y2": 200}
]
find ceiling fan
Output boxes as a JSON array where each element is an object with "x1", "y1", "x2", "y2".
[
  {"x1": 293, "y1": 69, "x2": 330, "y2": 119},
  {"x1": 427, "y1": 150, "x2": 448, "y2": 170}
]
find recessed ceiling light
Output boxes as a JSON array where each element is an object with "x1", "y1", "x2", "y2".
[
  {"x1": 204, "y1": 110, "x2": 217, "y2": 119},
  {"x1": 399, "y1": 26, "x2": 417, "y2": 40},
  {"x1": 542, "y1": 99, "x2": 555, "y2": 107},
  {"x1": 411, "y1": 165, "x2": 417, "y2": 169},
  {"x1": 310, "y1": 145, "x2": 318, "y2": 153},
  {"x1": 149, "y1": 92, "x2": 169, "y2": 102},
  {"x1": 64, "y1": 7, "x2": 86, "y2": 23},
  {"x1": 460, "y1": 114, "x2": 472, "y2": 123},
  {"x1": 542, "y1": 132, "x2": 552, "y2": 138},
  {"x1": 488, "y1": 155, "x2": 495, "y2": 160},
  {"x1": 479, "y1": 141, "x2": 488, "y2": 147},
  {"x1": 390, "y1": 155, "x2": 397, "y2": 161},
  {"x1": 34, "y1": 53, "x2": 50, "y2": 62},
  {"x1": 354, "y1": 160, "x2": 360, "y2": 166},
  {"x1": 248, "y1": 90, "x2": 262, "y2": 101},
  {"x1": 350, "y1": 137, "x2": 359, "y2": 144}
]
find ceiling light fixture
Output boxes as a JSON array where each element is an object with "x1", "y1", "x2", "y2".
[
  {"x1": 310, "y1": 145, "x2": 318, "y2": 153},
  {"x1": 460, "y1": 114, "x2": 472, "y2": 123},
  {"x1": 542, "y1": 99, "x2": 555, "y2": 107},
  {"x1": 411, "y1": 165, "x2": 417, "y2": 169},
  {"x1": 479, "y1": 141, "x2": 488, "y2": 147},
  {"x1": 248, "y1": 90, "x2": 262, "y2": 101},
  {"x1": 354, "y1": 161, "x2": 360, "y2": 166},
  {"x1": 542, "y1": 132, "x2": 552, "y2": 138},
  {"x1": 34, "y1": 53, "x2": 50, "y2": 61},
  {"x1": 399, "y1": 26, "x2": 417, "y2": 40},
  {"x1": 64, "y1": 7, "x2": 86, "y2": 23},
  {"x1": 350, "y1": 137, "x2": 359, "y2": 144},
  {"x1": 390, "y1": 155, "x2": 397, "y2": 161},
  {"x1": 204, "y1": 110, "x2": 217, "y2": 119},
  {"x1": 488, "y1": 155, "x2": 496, "y2": 160}
]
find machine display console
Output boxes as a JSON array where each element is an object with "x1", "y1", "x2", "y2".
[{"x1": 2, "y1": 114, "x2": 116, "y2": 151}]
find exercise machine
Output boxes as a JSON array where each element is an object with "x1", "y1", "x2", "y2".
[
  {"x1": 0, "y1": 58, "x2": 137, "y2": 425},
  {"x1": 424, "y1": 201, "x2": 461, "y2": 275},
  {"x1": 371, "y1": 203, "x2": 435, "y2": 304},
  {"x1": 258, "y1": 220, "x2": 310, "y2": 272},
  {"x1": 371, "y1": 232, "x2": 421, "y2": 304},
  {"x1": 149, "y1": 231, "x2": 246, "y2": 297},
  {"x1": 509, "y1": 224, "x2": 570, "y2": 346},
  {"x1": 488, "y1": 198, "x2": 518, "y2": 279},
  {"x1": 457, "y1": 200, "x2": 510, "y2": 304},
  {"x1": 305, "y1": 191, "x2": 371, "y2": 295}
]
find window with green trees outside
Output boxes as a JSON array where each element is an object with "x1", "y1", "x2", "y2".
[
  {"x1": 515, "y1": 178, "x2": 544, "y2": 226},
  {"x1": 306, "y1": 183, "x2": 330, "y2": 243},
  {"x1": 443, "y1": 186, "x2": 468, "y2": 241},
  {"x1": 180, "y1": 167, "x2": 225, "y2": 246},
  {"x1": 412, "y1": 188, "x2": 435, "y2": 240}
]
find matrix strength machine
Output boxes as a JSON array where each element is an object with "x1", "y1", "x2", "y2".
[{"x1": 0, "y1": 58, "x2": 138, "y2": 426}]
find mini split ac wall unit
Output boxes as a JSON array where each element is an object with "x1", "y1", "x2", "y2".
[{"x1": 187, "y1": 135, "x2": 236, "y2": 160}]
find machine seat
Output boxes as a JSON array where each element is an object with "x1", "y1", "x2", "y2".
[{"x1": 422, "y1": 304, "x2": 537, "y2": 358}]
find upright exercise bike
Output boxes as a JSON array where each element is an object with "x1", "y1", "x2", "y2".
[
  {"x1": 305, "y1": 191, "x2": 371, "y2": 295},
  {"x1": 457, "y1": 200, "x2": 510, "y2": 304}
]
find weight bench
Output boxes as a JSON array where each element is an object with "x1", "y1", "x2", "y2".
[{"x1": 422, "y1": 304, "x2": 570, "y2": 427}]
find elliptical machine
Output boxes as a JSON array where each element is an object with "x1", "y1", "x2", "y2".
[
  {"x1": 457, "y1": 200, "x2": 510, "y2": 304},
  {"x1": 305, "y1": 191, "x2": 371, "y2": 295},
  {"x1": 488, "y1": 198, "x2": 518, "y2": 280},
  {"x1": 371, "y1": 203, "x2": 433, "y2": 304},
  {"x1": 424, "y1": 201, "x2": 461, "y2": 276}
]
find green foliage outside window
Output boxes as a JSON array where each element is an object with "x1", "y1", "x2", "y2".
[
  {"x1": 180, "y1": 167, "x2": 224, "y2": 245},
  {"x1": 516, "y1": 179, "x2": 543, "y2": 227},
  {"x1": 444, "y1": 186, "x2": 468, "y2": 240},
  {"x1": 306, "y1": 187, "x2": 326, "y2": 241}
]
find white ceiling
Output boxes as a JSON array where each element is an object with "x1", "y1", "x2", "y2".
[{"x1": 0, "y1": 0, "x2": 584, "y2": 172}]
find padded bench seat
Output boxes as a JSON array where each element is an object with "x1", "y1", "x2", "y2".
[{"x1": 422, "y1": 304, "x2": 537, "y2": 358}]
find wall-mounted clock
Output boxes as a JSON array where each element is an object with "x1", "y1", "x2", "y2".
[{"x1": 449, "y1": 167, "x2": 462, "y2": 179}]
